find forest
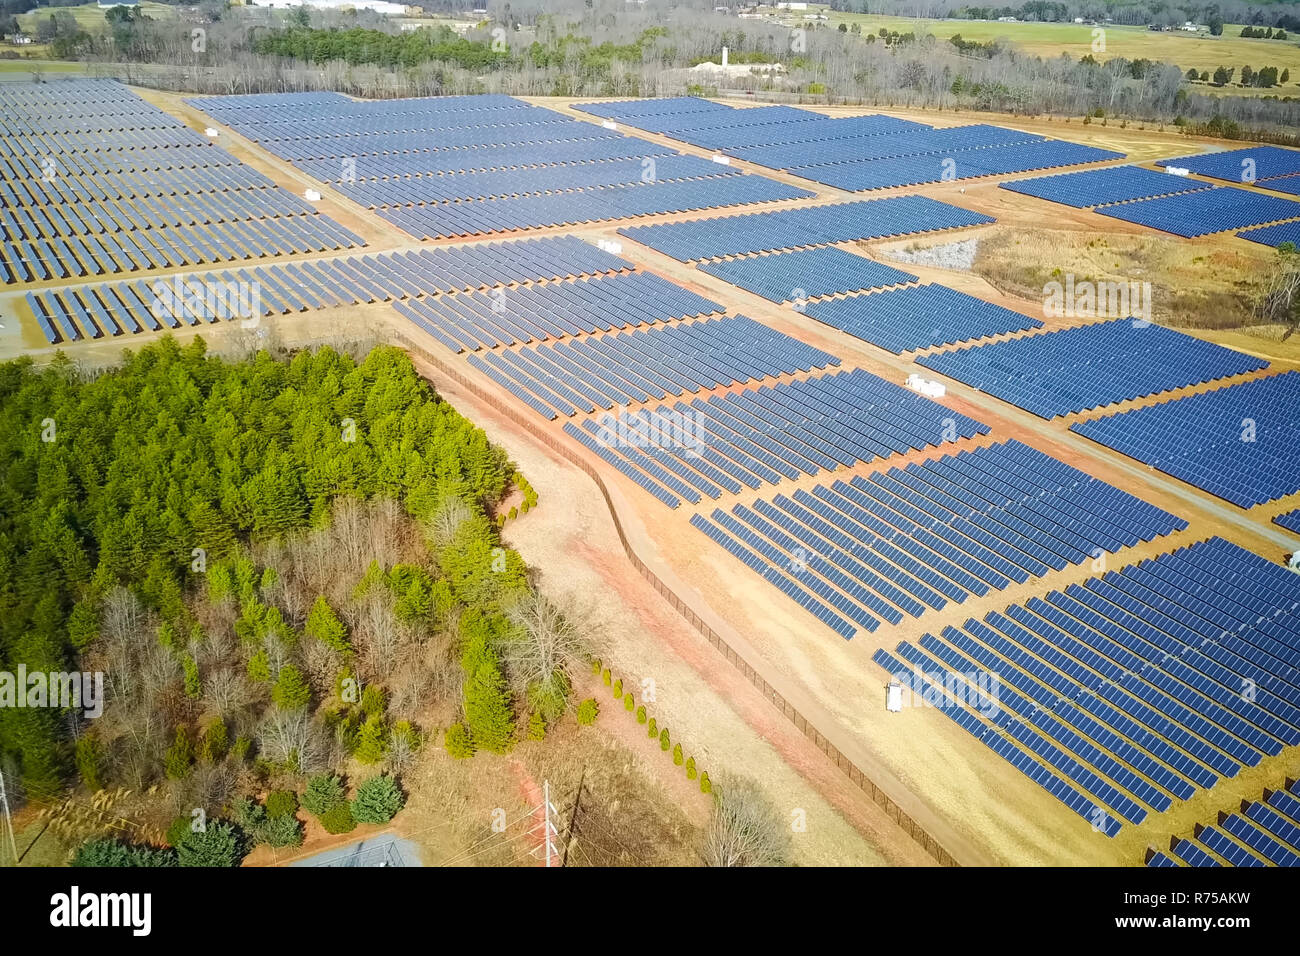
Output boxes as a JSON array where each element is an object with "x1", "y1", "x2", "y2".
[{"x1": 0, "y1": 339, "x2": 584, "y2": 864}]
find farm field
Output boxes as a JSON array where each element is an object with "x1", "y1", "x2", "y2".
[
  {"x1": 826, "y1": 12, "x2": 1300, "y2": 93},
  {"x1": 4, "y1": 77, "x2": 1300, "y2": 872}
]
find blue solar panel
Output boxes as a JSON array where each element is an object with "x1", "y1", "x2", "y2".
[
  {"x1": 999, "y1": 165, "x2": 1214, "y2": 208},
  {"x1": 918, "y1": 318, "x2": 1269, "y2": 419},
  {"x1": 1072, "y1": 371, "x2": 1300, "y2": 507}
]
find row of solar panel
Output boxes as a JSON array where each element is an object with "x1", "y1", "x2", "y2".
[
  {"x1": 2, "y1": 213, "x2": 365, "y2": 286},
  {"x1": 0, "y1": 160, "x2": 275, "y2": 206},
  {"x1": 804, "y1": 283, "x2": 1044, "y2": 354},
  {"x1": 690, "y1": 439, "x2": 1183, "y2": 633},
  {"x1": 788, "y1": 140, "x2": 1122, "y2": 192},
  {"x1": 24, "y1": 234, "x2": 633, "y2": 344},
  {"x1": 1148, "y1": 781, "x2": 1300, "y2": 866},
  {"x1": 335, "y1": 154, "x2": 741, "y2": 208},
  {"x1": 0, "y1": 140, "x2": 243, "y2": 178},
  {"x1": 2, "y1": 186, "x2": 318, "y2": 243},
  {"x1": 727, "y1": 121, "x2": 1041, "y2": 170},
  {"x1": 877, "y1": 537, "x2": 1300, "y2": 837},
  {"x1": 295, "y1": 139, "x2": 679, "y2": 183},
  {"x1": 463, "y1": 315, "x2": 837, "y2": 420},
  {"x1": 1239, "y1": 220, "x2": 1300, "y2": 248},
  {"x1": 619, "y1": 195, "x2": 995, "y2": 262},
  {"x1": 1095, "y1": 186, "x2": 1300, "y2": 238},
  {"x1": 378, "y1": 175, "x2": 814, "y2": 240},
  {"x1": 1071, "y1": 370, "x2": 1300, "y2": 508},
  {"x1": 916, "y1": 318, "x2": 1269, "y2": 419},
  {"x1": 0, "y1": 78, "x2": 183, "y2": 128},
  {"x1": 1276, "y1": 509, "x2": 1300, "y2": 535},
  {"x1": 697, "y1": 246, "x2": 918, "y2": 303},
  {"x1": 394, "y1": 270, "x2": 723, "y2": 352},
  {"x1": 574, "y1": 369, "x2": 990, "y2": 507},
  {"x1": 1155, "y1": 145, "x2": 1300, "y2": 184},
  {"x1": 998, "y1": 165, "x2": 1215, "y2": 209}
]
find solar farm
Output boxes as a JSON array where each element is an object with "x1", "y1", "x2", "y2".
[{"x1": 5, "y1": 77, "x2": 1300, "y2": 870}]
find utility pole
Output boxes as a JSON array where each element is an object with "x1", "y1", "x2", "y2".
[
  {"x1": 0, "y1": 766, "x2": 17, "y2": 867},
  {"x1": 542, "y1": 779, "x2": 559, "y2": 868}
]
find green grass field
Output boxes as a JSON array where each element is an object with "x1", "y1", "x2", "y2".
[
  {"x1": 17, "y1": 1, "x2": 179, "y2": 32},
  {"x1": 823, "y1": 12, "x2": 1300, "y2": 94}
]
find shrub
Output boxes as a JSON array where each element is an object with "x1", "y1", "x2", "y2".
[
  {"x1": 178, "y1": 822, "x2": 246, "y2": 867},
  {"x1": 198, "y1": 718, "x2": 228, "y2": 763},
  {"x1": 635, "y1": 705, "x2": 646, "y2": 724},
  {"x1": 527, "y1": 711, "x2": 546, "y2": 740},
  {"x1": 672, "y1": 743, "x2": 683, "y2": 766},
  {"x1": 163, "y1": 726, "x2": 194, "y2": 781},
  {"x1": 302, "y1": 773, "x2": 345, "y2": 816},
  {"x1": 320, "y1": 802, "x2": 357, "y2": 835},
  {"x1": 72, "y1": 838, "x2": 175, "y2": 868},
  {"x1": 623, "y1": 692, "x2": 634, "y2": 711},
  {"x1": 612, "y1": 679, "x2": 622, "y2": 699},
  {"x1": 258, "y1": 812, "x2": 303, "y2": 848},
  {"x1": 576, "y1": 698, "x2": 599, "y2": 726},
  {"x1": 686, "y1": 756, "x2": 697, "y2": 780},
  {"x1": 166, "y1": 815, "x2": 197, "y2": 848},
  {"x1": 659, "y1": 729, "x2": 671, "y2": 752},
  {"x1": 591, "y1": 659, "x2": 601, "y2": 675},
  {"x1": 647, "y1": 717, "x2": 657, "y2": 738},
  {"x1": 352, "y1": 775, "x2": 406, "y2": 825},
  {"x1": 700, "y1": 772, "x2": 712, "y2": 794},
  {"x1": 266, "y1": 790, "x2": 298, "y2": 819},
  {"x1": 601, "y1": 668, "x2": 611, "y2": 686},
  {"x1": 444, "y1": 722, "x2": 475, "y2": 757}
]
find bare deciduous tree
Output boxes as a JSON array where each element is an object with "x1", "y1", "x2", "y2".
[{"x1": 701, "y1": 775, "x2": 791, "y2": 868}]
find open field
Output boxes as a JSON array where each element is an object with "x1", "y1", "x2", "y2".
[
  {"x1": 5, "y1": 79, "x2": 1300, "y2": 869},
  {"x1": 16, "y1": 1, "x2": 180, "y2": 31},
  {"x1": 823, "y1": 12, "x2": 1300, "y2": 95}
]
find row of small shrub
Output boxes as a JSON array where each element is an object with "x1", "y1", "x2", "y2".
[
  {"x1": 496, "y1": 471, "x2": 539, "y2": 526},
  {"x1": 588, "y1": 659, "x2": 712, "y2": 795}
]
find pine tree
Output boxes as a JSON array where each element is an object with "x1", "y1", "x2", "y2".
[
  {"x1": 164, "y1": 726, "x2": 194, "y2": 780},
  {"x1": 305, "y1": 594, "x2": 351, "y2": 653},
  {"x1": 463, "y1": 638, "x2": 515, "y2": 754},
  {"x1": 354, "y1": 714, "x2": 389, "y2": 764},
  {"x1": 271, "y1": 664, "x2": 311, "y2": 711}
]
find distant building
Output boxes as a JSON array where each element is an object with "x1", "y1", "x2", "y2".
[
  {"x1": 996, "y1": 15, "x2": 1017, "y2": 22},
  {"x1": 776, "y1": 2, "x2": 807, "y2": 9},
  {"x1": 98, "y1": 0, "x2": 140, "y2": 7},
  {"x1": 246, "y1": 0, "x2": 412, "y2": 12},
  {"x1": 10, "y1": 33, "x2": 33, "y2": 45}
]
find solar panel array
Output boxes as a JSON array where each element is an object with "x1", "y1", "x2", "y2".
[
  {"x1": 1071, "y1": 371, "x2": 1300, "y2": 508},
  {"x1": 1155, "y1": 145, "x2": 1300, "y2": 184},
  {"x1": 1095, "y1": 186, "x2": 1300, "y2": 238},
  {"x1": 1238, "y1": 220, "x2": 1300, "y2": 248},
  {"x1": 695, "y1": 438, "x2": 1184, "y2": 639},
  {"x1": 916, "y1": 319, "x2": 1269, "y2": 419},
  {"x1": 1, "y1": 79, "x2": 364, "y2": 284},
  {"x1": 1150, "y1": 780, "x2": 1300, "y2": 866},
  {"x1": 998, "y1": 165, "x2": 1214, "y2": 208},
  {"x1": 803, "y1": 284, "x2": 1044, "y2": 354},
  {"x1": 1275, "y1": 509, "x2": 1300, "y2": 536},
  {"x1": 575, "y1": 98, "x2": 1121, "y2": 191},
  {"x1": 395, "y1": 271, "x2": 724, "y2": 353},
  {"x1": 876, "y1": 536, "x2": 1300, "y2": 837},
  {"x1": 189, "y1": 90, "x2": 811, "y2": 239},
  {"x1": 696, "y1": 247, "x2": 917, "y2": 303},
  {"x1": 619, "y1": 195, "x2": 995, "y2": 262},
  {"x1": 569, "y1": 369, "x2": 990, "y2": 508},
  {"x1": 464, "y1": 315, "x2": 838, "y2": 421},
  {"x1": 24, "y1": 234, "x2": 633, "y2": 345}
]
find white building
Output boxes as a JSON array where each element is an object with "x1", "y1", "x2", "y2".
[{"x1": 246, "y1": 0, "x2": 411, "y2": 14}]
